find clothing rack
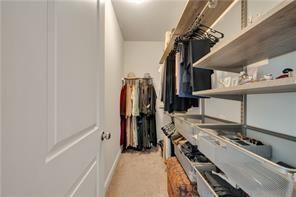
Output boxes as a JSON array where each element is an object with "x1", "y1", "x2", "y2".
[
  {"x1": 123, "y1": 77, "x2": 153, "y2": 80},
  {"x1": 120, "y1": 76, "x2": 157, "y2": 150},
  {"x1": 122, "y1": 77, "x2": 153, "y2": 85}
]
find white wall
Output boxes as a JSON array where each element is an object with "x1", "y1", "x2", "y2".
[
  {"x1": 97, "y1": 0, "x2": 105, "y2": 196},
  {"x1": 0, "y1": 2, "x2": 2, "y2": 195},
  {"x1": 123, "y1": 41, "x2": 171, "y2": 141},
  {"x1": 123, "y1": 41, "x2": 163, "y2": 91},
  {"x1": 103, "y1": 0, "x2": 124, "y2": 193},
  {"x1": 205, "y1": 0, "x2": 241, "y2": 123},
  {"x1": 206, "y1": 0, "x2": 296, "y2": 166}
]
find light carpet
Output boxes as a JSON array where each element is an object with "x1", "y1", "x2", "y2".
[{"x1": 106, "y1": 149, "x2": 168, "y2": 197}]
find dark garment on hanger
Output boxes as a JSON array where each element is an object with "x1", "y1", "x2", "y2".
[
  {"x1": 137, "y1": 116, "x2": 143, "y2": 150},
  {"x1": 120, "y1": 85, "x2": 127, "y2": 116},
  {"x1": 147, "y1": 115, "x2": 157, "y2": 147},
  {"x1": 139, "y1": 81, "x2": 149, "y2": 114},
  {"x1": 179, "y1": 42, "x2": 193, "y2": 98},
  {"x1": 120, "y1": 118, "x2": 126, "y2": 147},
  {"x1": 177, "y1": 39, "x2": 212, "y2": 98},
  {"x1": 142, "y1": 116, "x2": 151, "y2": 149},
  {"x1": 164, "y1": 52, "x2": 175, "y2": 112},
  {"x1": 164, "y1": 52, "x2": 199, "y2": 113},
  {"x1": 137, "y1": 80, "x2": 157, "y2": 149},
  {"x1": 189, "y1": 39, "x2": 213, "y2": 92},
  {"x1": 120, "y1": 85, "x2": 127, "y2": 146},
  {"x1": 161, "y1": 61, "x2": 166, "y2": 102},
  {"x1": 147, "y1": 84, "x2": 157, "y2": 116},
  {"x1": 147, "y1": 84, "x2": 157, "y2": 146}
]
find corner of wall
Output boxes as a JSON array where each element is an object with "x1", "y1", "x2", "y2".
[
  {"x1": 103, "y1": 0, "x2": 124, "y2": 195},
  {"x1": 0, "y1": 1, "x2": 2, "y2": 195}
]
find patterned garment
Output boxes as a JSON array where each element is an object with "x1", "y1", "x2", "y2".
[
  {"x1": 120, "y1": 85, "x2": 127, "y2": 146},
  {"x1": 132, "y1": 116, "x2": 138, "y2": 147},
  {"x1": 132, "y1": 81, "x2": 140, "y2": 116},
  {"x1": 125, "y1": 83, "x2": 133, "y2": 118},
  {"x1": 125, "y1": 117, "x2": 131, "y2": 147},
  {"x1": 166, "y1": 157, "x2": 198, "y2": 197}
]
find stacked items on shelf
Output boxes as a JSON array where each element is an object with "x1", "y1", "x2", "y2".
[
  {"x1": 173, "y1": 135, "x2": 215, "y2": 182},
  {"x1": 194, "y1": 69, "x2": 296, "y2": 98},
  {"x1": 173, "y1": 114, "x2": 242, "y2": 146},
  {"x1": 172, "y1": 114, "x2": 296, "y2": 196},
  {"x1": 173, "y1": 127, "x2": 249, "y2": 197},
  {"x1": 120, "y1": 72, "x2": 157, "y2": 150},
  {"x1": 181, "y1": 142, "x2": 210, "y2": 164},
  {"x1": 199, "y1": 127, "x2": 296, "y2": 197},
  {"x1": 226, "y1": 134, "x2": 272, "y2": 159}
]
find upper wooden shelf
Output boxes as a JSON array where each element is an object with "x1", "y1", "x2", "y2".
[
  {"x1": 193, "y1": 77, "x2": 296, "y2": 97},
  {"x1": 159, "y1": 0, "x2": 234, "y2": 64},
  {"x1": 193, "y1": 0, "x2": 296, "y2": 73}
]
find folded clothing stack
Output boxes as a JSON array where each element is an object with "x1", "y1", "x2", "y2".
[
  {"x1": 181, "y1": 142, "x2": 210, "y2": 163},
  {"x1": 204, "y1": 172, "x2": 248, "y2": 197}
]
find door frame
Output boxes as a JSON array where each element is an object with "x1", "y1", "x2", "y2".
[{"x1": 97, "y1": 0, "x2": 106, "y2": 196}]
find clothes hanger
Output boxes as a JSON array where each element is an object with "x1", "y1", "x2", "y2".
[{"x1": 173, "y1": 23, "x2": 223, "y2": 52}]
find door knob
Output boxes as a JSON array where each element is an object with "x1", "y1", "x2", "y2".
[{"x1": 101, "y1": 132, "x2": 111, "y2": 141}]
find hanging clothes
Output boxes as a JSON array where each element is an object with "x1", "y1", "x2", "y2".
[
  {"x1": 147, "y1": 84, "x2": 157, "y2": 146},
  {"x1": 126, "y1": 117, "x2": 132, "y2": 147},
  {"x1": 178, "y1": 39, "x2": 213, "y2": 98},
  {"x1": 139, "y1": 81, "x2": 147, "y2": 114},
  {"x1": 120, "y1": 84, "x2": 127, "y2": 146},
  {"x1": 189, "y1": 39, "x2": 213, "y2": 92},
  {"x1": 175, "y1": 51, "x2": 181, "y2": 95},
  {"x1": 120, "y1": 77, "x2": 157, "y2": 150},
  {"x1": 132, "y1": 80, "x2": 140, "y2": 116},
  {"x1": 139, "y1": 79, "x2": 157, "y2": 149},
  {"x1": 132, "y1": 116, "x2": 138, "y2": 147},
  {"x1": 179, "y1": 42, "x2": 192, "y2": 98},
  {"x1": 161, "y1": 39, "x2": 214, "y2": 113},
  {"x1": 164, "y1": 52, "x2": 199, "y2": 113},
  {"x1": 125, "y1": 83, "x2": 133, "y2": 118},
  {"x1": 161, "y1": 60, "x2": 167, "y2": 103}
]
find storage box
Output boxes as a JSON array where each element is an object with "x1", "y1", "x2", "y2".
[
  {"x1": 174, "y1": 143, "x2": 216, "y2": 182},
  {"x1": 199, "y1": 128, "x2": 296, "y2": 197}
]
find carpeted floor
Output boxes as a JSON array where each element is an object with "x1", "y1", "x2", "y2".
[{"x1": 106, "y1": 148, "x2": 168, "y2": 197}]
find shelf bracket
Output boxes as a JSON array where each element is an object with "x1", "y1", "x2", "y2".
[
  {"x1": 201, "y1": 98, "x2": 206, "y2": 123},
  {"x1": 241, "y1": 0, "x2": 248, "y2": 29}
]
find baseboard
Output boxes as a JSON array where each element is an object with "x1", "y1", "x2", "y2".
[{"x1": 104, "y1": 148, "x2": 121, "y2": 192}]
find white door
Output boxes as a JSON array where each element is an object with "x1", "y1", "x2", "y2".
[{"x1": 1, "y1": 1, "x2": 103, "y2": 196}]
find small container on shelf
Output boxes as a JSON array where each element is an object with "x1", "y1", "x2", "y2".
[{"x1": 173, "y1": 114, "x2": 241, "y2": 146}]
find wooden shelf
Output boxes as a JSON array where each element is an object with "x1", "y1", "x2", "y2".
[
  {"x1": 193, "y1": 77, "x2": 296, "y2": 97},
  {"x1": 193, "y1": 0, "x2": 296, "y2": 73},
  {"x1": 159, "y1": 0, "x2": 234, "y2": 64}
]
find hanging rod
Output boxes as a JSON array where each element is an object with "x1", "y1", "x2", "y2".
[{"x1": 123, "y1": 77, "x2": 153, "y2": 80}]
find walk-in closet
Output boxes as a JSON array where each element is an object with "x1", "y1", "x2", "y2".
[{"x1": 1, "y1": 0, "x2": 296, "y2": 196}]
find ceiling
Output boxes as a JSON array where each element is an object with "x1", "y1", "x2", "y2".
[{"x1": 112, "y1": 0, "x2": 187, "y2": 41}]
